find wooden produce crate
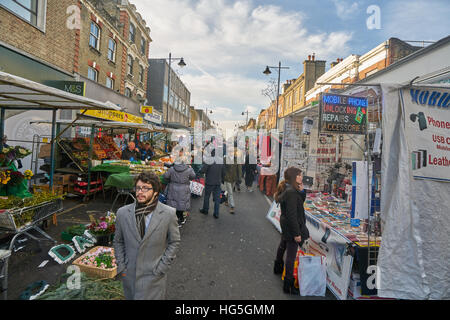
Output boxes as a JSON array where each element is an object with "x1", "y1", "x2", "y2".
[
  {"x1": 32, "y1": 184, "x2": 64, "y2": 195},
  {"x1": 72, "y1": 246, "x2": 117, "y2": 279},
  {"x1": 53, "y1": 174, "x2": 74, "y2": 185}
]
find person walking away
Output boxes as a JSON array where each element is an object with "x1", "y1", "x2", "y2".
[
  {"x1": 223, "y1": 151, "x2": 242, "y2": 214},
  {"x1": 113, "y1": 171, "x2": 180, "y2": 300},
  {"x1": 243, "y1": 152, "x2": 257, "y2": 192},
  {"x1": 121, "y1": 141, "x2": 141, "y2": 161},
  {"x1": 273, "y1": 167, "x2": 310, "y2": 295},
  {"x1": 199, "y1": 151, "x2": 225, "y2": 219},
  {"x1": 163, "y1": 150, "x2": 196, "y2": 226}
]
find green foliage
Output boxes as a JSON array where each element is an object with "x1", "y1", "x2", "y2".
[{"x1": 37, "y1": 273, "x2": 124, "y2": 300}]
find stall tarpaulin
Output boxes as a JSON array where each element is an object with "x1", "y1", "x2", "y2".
[
  {"x1": 266, "y1": 200, "x2": 353, "y2": 300},
  {"x1": 305, "y1": 212, "x2": 353, "y2": 300},
  {"x1": 378, "y1": 83, "x2": 450, "y2": 300}
]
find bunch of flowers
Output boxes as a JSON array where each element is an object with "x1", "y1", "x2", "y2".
[
  {"x1": 80, "y1": 247, "x2": 116, "y2": 269},
  {"x1": 0, "y1": 170, "x2": 11, "y2": 185},
  {"x1": 87, "y1": 213, "x2": 116, "y2": 235},
  {"x1": 0, "y1": 146, "x2": 32, "y2": 166},
  {"x1": 24, "y1": 170, "x2": 34, "y2": 179}
]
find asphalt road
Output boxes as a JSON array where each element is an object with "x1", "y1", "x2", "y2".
[{"x1": 166, "y1": 184, "x2": 335, "y2": 300}]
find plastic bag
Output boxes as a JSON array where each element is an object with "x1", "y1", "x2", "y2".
[
  {"x1": 190, "y1": 180, "x2": 204, "y2": 196},
  {"x1": 298, "y1": 255, "x2": 327, "y2": 296}
]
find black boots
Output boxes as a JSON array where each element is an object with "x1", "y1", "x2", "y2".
[
  {"x1": 283, "y1": 278, "x2": 299, "y2": 295},
  {"x1": 273, "y1": 260, "x2": 284, "y2": 275}
]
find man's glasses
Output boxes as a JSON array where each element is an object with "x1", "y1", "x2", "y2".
[{"x1": 135, "y1": 186, "x2": 153, "y2": 193}]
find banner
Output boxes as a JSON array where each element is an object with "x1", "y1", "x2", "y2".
[
  {"x1": 401, "y1": 86, "x2": 450, "y2": 182},
  {"x1": 304, "y1": 211, "x2": 353, "y2": 300},
  {"x1": 81, "y1": 109, "x2": 143, "y2": 124}
]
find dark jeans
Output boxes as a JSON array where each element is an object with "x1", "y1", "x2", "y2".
[
  {"x1": 202, "y1": 184, "x2": 221, "y2": 216},
  {"x1": 176, "y1": 210, "x2": 184, "y2": 222},
  {"x1": 276, "y1": 238, "x2": 303, "y2": 280}
]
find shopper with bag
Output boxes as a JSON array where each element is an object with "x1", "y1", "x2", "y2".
[
  {"x1": 163, "y1": 150, "x2": 196, "y2": 227},
  {"x1": 273, "y1": 166, "x2": 310, "y2": 295}
]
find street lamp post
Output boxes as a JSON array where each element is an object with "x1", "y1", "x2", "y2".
[
  {"x1": 263, "y1": 61, "x2": 289, "y2": 130},
  {"x1": 165, "y1": 53, "x2": 186, "y2": 127}
]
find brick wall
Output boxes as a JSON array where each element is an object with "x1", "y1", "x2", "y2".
[{"x1": 0, "y1": 0, "x2": 77, "y2": 73}]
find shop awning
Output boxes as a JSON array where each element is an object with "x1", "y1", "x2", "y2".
[
  {"x1": 0, "y1": 71, "x2": 121, "y2": 111},
  {"x1": 30, "y1": 119, "x2": 154, "y2": 132}
]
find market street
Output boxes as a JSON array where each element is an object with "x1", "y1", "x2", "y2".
[{"x1": 1, "y1": 185, "x2": 335, "y2": 300}]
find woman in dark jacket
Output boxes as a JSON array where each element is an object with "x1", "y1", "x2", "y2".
[
  {"x1": 243, "y1": 152, "x2": 257, "y2": 192},
  {"x1": 273, "y1": 166, "x2": 310, "y2": 294}
]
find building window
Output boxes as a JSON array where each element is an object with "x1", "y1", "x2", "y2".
[
  {"x1": 125, "y1": 88, "x2": 132, "y2": 97},
  {"x1": 88, "y1": 67, "x2": 98, "y2": 82},
  {"x1": 127, "y1": 55, "x2": 133, "y2": 75},
  {"x1": 139, "y1": 65, "x2": 144, "y2": 83},
  {"x1": 107, "y1": 38, "x2": 116, "y2": 62},
  {"x1": 141, "y1": 38, "x2": 146, "y2": 56},
  {"x1": 1, "y1": 0, "x2": 40, "y2": 27},
  {"x1": 89, "y1": 22, "x2": 100, "y2": 50},
  {"x1": 106, "y1": 77, "x2": 114, "y2": 89},
  {"x1": 129, "y1": 23, "x2": 135, "y2": 43}
]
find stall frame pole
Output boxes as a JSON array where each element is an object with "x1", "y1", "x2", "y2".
[
  {"x1": 86, "y1": 124, "x2": 95, "y2": 199},
  {"x1": 0, "y1": 108, "x2": 5, "y2": 150},
  {"x1": 49, "y1": 109, "x2": 57, "y2": 189}
]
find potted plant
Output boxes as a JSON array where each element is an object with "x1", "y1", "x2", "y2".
[{"x1": 87, "y1": 213, "x2": 116, "y2": 246}]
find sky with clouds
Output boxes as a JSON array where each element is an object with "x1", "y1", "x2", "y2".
[{"x1": 133, "y1": 0, "x2": 450, "y2": 131}]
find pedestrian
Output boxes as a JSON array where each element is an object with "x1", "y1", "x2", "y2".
[
  {"x1": 121, "y1": 141, "x2": 141, "y2": 161},
  {"x1": 163, "y1": 150, "x2": 196, "y2": 226},
  {"x1": 113, "y1": 171, "x2": 180, "y2": 300},
  {"x1": 243, "y1": 152, "x2": 257, "y2": 192},
  {"x1": 223, "y1": 150, "x2": 242, "y2": 214},
  {"x1": 199, "y1": 150, "x2": 225, "y2": 219},
  {"x1": 273, "y1": 167, "x2": 310, "y2": 295}
]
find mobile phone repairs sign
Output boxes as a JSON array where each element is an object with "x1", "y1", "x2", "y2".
[
  {"x1": 401, "y1": 86, "x2": 450, "y2": 182},
  {"x1": 319, "y1": 93, "x2": 368, "y2": 135}
]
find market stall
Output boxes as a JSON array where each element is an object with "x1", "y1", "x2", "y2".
[
  {"x1": 0, "y1": 71, "x2": 121, "y2": 300},
  {"x1": 268, "y1": 90, "x2": 383, "y2": 300},
  {"x1": 29, "y1": 119, "x2": 169, "y2": 201}
]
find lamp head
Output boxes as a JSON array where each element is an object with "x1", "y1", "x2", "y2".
[
  {"x1": 263, "y1": 66, "x2": 271, "y2": 75},
  {"x1": 178, "y1": 58, "x2": 186, "y2": 67}
]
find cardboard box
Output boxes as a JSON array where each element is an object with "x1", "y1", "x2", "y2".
[
  {"x1": 348, "y1": 273, "x2": 362, "y2": 299},
  {"x1": 38, "y1": 144, "x2": 52, "y2": 158},
  {"x1": 53, "y1": 174, "x2": 73, "y2": 185},
  {"x1": 32, "y1": 184, "x2": 64, "y2": 195}
]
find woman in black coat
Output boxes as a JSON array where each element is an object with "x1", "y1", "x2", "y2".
[
  {"x1": 273, "y1": 166, "x2": 310, "y2": 294},
  {"x1": 243, "y1": 152, "x2": 257, "y2": 192}
]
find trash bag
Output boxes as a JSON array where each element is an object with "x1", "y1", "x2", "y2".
[{"x1": 298, "y1": 255, "x2": 327, "y2": 296}]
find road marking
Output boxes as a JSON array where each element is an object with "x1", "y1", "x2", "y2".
[{"x1": 264, "y1": 194, "x2": 272, "y2": 206}]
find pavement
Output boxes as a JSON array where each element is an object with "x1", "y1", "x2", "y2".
[{"x1": 0, "y1": 184, "x2": 336, "y2": 300}]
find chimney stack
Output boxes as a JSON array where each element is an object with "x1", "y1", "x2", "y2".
[
  {"x1": 308, "y1": 55, "x2": 311, "y2": 61},
  {"x1": 312, "y1": 53, "x2": 315, "y2": 61}
]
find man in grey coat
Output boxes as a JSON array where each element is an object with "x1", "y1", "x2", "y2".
[{"x1": 114, "y1": 171, "x2": 180, "y2": 300}]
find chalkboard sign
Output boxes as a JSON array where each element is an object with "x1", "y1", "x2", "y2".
[{"x1": 319, "y1": 93, "x2": 368, "y2": 135}]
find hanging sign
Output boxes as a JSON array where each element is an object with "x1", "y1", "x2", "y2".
[
  {"x1": 140, "y1": 106, "x2": 153, "y2": 114},
  {"x1": 319, "y1": 93, "x2": 368, "y2": 135},
  {"x1": 401, "y1": 86, "x2": 450, "y2": 182}
]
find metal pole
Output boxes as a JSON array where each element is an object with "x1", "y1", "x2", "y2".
[
  {"x1": 49, "y1": 109, "x2": 57, "y2": 189},
  {"x1": 87, "y1": 124, "x2": 95, "y2": 198},
  {"x1": 0, "y1": 108, "x2": 5, "y2": 150},
  {"x1": 275, "y1": 61, "x2": 281, "y2": 130}
]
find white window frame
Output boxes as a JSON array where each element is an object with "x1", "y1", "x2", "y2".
[
  {"x1": 125, "y1": 87, "x2": 132, "y2": 98},
  {"x1": 139, "y1": 65, "x2": 144, "y2": 83},
  {"x1": 140, "y1": 37, "x2": 146, "y2": 56},
  {"x1": 129, "y1": 23, "x2": 136, "y2": 43},
  {"x1": 88, "y1": 67, "x2": 98, "y2": 82},
  {"x1": 0, "y1": 0, "x2": 46, "y2": 31},
  {"x1": 107, "y1": 38, "x2": 116, "y2": 62},
  {"x1": 106, "y1": 77, "x2": 114, "y2": 89},
  {"x1": 127, "y1": 55, "x2": 133, "y2": 75},
  {"x1": 89, "y1": 21, "x2": 100, "y2": 50}
]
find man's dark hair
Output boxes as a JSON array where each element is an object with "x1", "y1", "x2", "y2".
[{"x1": 135, "y1": 171, "x2": 161, "y2": 193}]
